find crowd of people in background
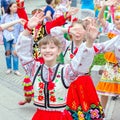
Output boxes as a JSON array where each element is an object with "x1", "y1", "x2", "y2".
[{"x1": 0, "y1": 0, "x2": 120, "y2": 120}]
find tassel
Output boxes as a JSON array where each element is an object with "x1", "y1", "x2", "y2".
[{"x1": 22, "y1": 76, "x2": 34, "y2": 98}]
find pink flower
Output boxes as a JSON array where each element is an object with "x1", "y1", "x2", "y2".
[{"x1": 90, "y1": 109, "x2": 99, "y2": 119}]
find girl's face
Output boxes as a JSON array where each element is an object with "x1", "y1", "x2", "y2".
[
  {"x1": 10, "y1": 3, "x2": 17, "y2": 13},
  {"x1": 72, "y1": 23, "x2": 86, "y2": 41},
  {"x1": 40, "y1": 42, "x2": 60, "y2": 65},
  {"x1": 114, "y1": 17, "x2": 120, "y2": 30}
]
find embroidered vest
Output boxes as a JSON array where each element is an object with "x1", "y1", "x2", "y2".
[
  {"x1": 33, "y1": 64, "x2": 68, "y2": 109},
  {"x1": 63, "y1": 42, "x2": 74, "y2": 64}
]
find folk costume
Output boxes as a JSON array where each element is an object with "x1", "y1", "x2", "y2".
[
  {"x1": 51, "y1": 27, "x2": 105, "y2": 120},
  {"x1": 51, "y1": 23, "x2": 120, "y2": 98},
  {"x1": 104, "y1": 21, "x2": 120, "y2": 39},
  {"x1": 16, "y1": 0, "x2": 28, "y2": 21},
  {"x1": 31, "y1": 15, "x2": 68, "y2": 60},
  {"x1": 66, "y1": 75, "x2": 104, "y2": 120},
  {"x1": 16, "y1": 32, "x2": 95, "y2": 120},
  {"x1": 96, "y1": 19, "x2": 120, "y2": 96},
  {"x1": 18, "y1": 15, "x2": 71, "y2": 105}
]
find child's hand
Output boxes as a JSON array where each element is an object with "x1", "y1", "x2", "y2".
[
  {"x1": 66, "y1": 8, "x2": 79, "y2": 18},
  {"x1": 86, "y1": 25, "x2": 99, "y2": 43},
  {"x1": 19, "y1": 18, "x2": 27, "y2": 25},
  {"x1": 83, "y1": 17, "x2": 97, "y2": 29},
  {"x1": 27, "y1": 11, "x2": 45, "y2": 29},
  {"x1": 104, "y1": 0, "x2": 117, "y2": 6}
]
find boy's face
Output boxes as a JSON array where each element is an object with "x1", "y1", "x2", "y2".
[{"x1": 40, "y1": 42, "x2": 60, "y2": 64}]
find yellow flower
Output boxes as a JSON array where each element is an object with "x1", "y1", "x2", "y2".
[{"x1": 78, "y1": 111, "x2": 85, "y2": 120}]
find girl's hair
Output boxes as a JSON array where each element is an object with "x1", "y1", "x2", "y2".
[
  {"x1": 72, "y1": 19, "x2": 86, "y2": 30},
  {"x1": 38, "y1": 35, "x2": 62, "y2": 49},
  {"x1": 31, "y1": 9, "x2": 43, "y2": 15},
  {"x1": 6, "y1": 2, "x2": 16, "y2": 14},
  {"x1": 45, "y1": 0, "x2": 54, "y2": 4}
]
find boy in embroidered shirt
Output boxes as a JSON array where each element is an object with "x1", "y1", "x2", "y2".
[{"x1": 15, "y1": 11, "x2": 103, "y2": 120}]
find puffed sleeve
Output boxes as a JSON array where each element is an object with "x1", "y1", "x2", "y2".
[
  {"x1": 15, "y1": 33, "x2": 34, "y2": 65},
  {"x1": 15, "y1": 33, "x2": 41, "y2": 79}
]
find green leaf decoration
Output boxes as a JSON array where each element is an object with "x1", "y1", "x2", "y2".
[{"x1": 58, "y1": 97, "x2": 63, "y2": 100}]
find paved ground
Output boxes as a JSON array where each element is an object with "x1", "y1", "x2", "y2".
[
  {"x1": 0, "y1": 1, "x2": 45, "y2": 120},
  {"x1": 0, "y1": 0, "x2": 120, "y2": 120}
]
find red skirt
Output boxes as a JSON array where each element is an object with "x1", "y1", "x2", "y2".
[
  {"x1": 32, "y1": 109, "x2": 73, "y2": 120},
  {"x1": 66, "y1": 75, "x2": 104, "y2": 119}
]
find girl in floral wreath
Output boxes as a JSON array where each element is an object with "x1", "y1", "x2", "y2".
[
  {"x1": 50, "y1": 11, "x2": 120, "y2": 119},
  {"x1": 15, "y1": 11, "x2": 99, "y2": 120},
  {"x1": 97, "y1": 0, "x2": 120, "y2": 109},
  {"x1": 50, "y1": 17, "x2": 106, "y2": 120}
]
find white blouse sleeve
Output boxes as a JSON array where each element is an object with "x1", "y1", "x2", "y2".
[
  {"x1": 94, "y1": 35, "x2": 120, "y2": 53},
  {"x1": 15, "y1": 33, "x2": 34, "y2": 65},
  {"x1": 63, "y1": 43, "x2": 95, "y2": 86},
  {"x1": 15, "y1": 33, "x2": 39, "y2": 79}
]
